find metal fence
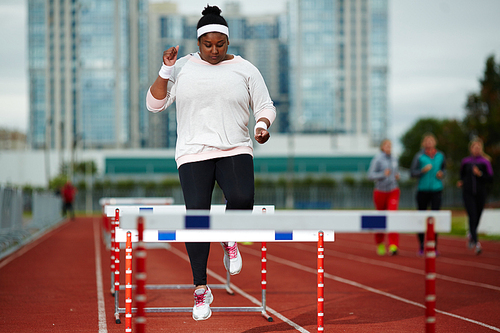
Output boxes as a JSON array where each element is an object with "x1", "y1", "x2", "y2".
[
  {"x1": 0, "y1": 187, "x2": 62, "y2": 259},
  {"x1": 72, "y1": 185, "x2": 469, "y2": 212}
]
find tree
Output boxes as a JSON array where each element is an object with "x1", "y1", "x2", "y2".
[{"x1": 463, "y1": 55, "x2": 500, "y2": 194}]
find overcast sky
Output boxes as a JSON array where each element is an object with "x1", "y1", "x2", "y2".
[{"x1": 1, "y1": 0, "x2": 500, "y2": 153}]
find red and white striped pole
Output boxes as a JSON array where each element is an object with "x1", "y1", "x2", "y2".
[
  {"x1": 114, "y1": 209, "x2": 121, "y2": 323},
  {"x1": 135, "y1": 217, "x2": 147, "y2": 333},
  {"x1": 317, "y1": 231, "x2": 325, "y2": 332},
  {"x1": 260, "y1": 242, "x2": 272, "y2": 321},
  {"x1": 110, "y1": 209, "x2": 119, "y2": 295},
  {"x1": 125, "y1": 232, "x2": 133, "y2": 333},
  {"x1": 261, "y1": 242, "x2": 267, "y2": 292},
  {"x1": 425, "y1": 217, "x2": 436, "y2": 333}
]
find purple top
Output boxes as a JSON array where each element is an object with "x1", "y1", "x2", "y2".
[
  {"x1": 460, "y1": 155, "x2": 494, "y2": 195},
  {"x1": 460, "y1": 155, "x2": 493, "y2": 176}
]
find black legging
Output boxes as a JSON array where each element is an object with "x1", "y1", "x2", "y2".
[
  {"x1": 463, "y1": 191, "x2": 487, "y2": 244},
  {"x1": 178, "y1": 154, "x2": 254, "y2": 286},
  {"x1": 416, "y1": 191, "x2": 442, "y2": 251}
]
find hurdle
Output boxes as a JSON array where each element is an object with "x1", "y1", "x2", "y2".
[
  {"x1": 106, "y1": 205, "x2": 334, "y2": 327},
  {"x1": 107, "y1": 205, "x2": 294, "y2": 324},
  {"x1": 99, "y1": 197, "x2": 174, "y2": 296},
  {"x1": 108, "y1": 205, "x2": 275, "y2": 303},
  {"x1": 106, "y1": 207, "x2": 450, "y2": 332}
]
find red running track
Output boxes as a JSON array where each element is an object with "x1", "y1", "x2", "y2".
[{"x1": 0, "y1": 216, "x2": 499, "y2": 332}]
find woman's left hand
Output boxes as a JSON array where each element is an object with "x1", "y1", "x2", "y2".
[{"x1": 255, "y1": 128, "x2": 270, "y2": 144}]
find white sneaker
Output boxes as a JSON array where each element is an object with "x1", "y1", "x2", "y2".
[
  {"x1": 475, "y1": 242, "x2": 482, "y2": 255},
  {"x1": 221, "y1": 242, "x2": 242, "y2": 275},
  {"x1": 192, "y1": 286, "x2": 213, "y2": 321}
]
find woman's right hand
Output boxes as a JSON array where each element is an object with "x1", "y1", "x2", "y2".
[
  {"x1": 163, "y1": 45, "x2": 179, "y2": 66},
  {"x1": 421, "y1": 164, "x2": 432, "y2": 173}
]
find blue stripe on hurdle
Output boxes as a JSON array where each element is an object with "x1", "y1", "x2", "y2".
[
  {"x1": 158, "y1": 231, "x2": 176, "y2": 241},
  {"x1": 139, "y1": 207, "x2": 154, "y2": 212},
  {"x1": 275, "y1": 231, "x2": 293, "y2": 240},
  {"x1": 185, "y1": 215, "x2": 210, "y2": 229},
  {"x1": 361, "y1": 215, "x2": 387, "y2": 229}
]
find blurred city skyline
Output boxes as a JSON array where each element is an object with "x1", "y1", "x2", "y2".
[{"x1": 1, "y1": 0, "x2": 500, "y2": 154}]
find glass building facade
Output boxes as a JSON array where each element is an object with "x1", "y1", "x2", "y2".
[
  {"x1": 27, "y1": 0, "x2": 149, "y2": 150},
  {"x1": 288, "y1": 0, "x2": 388, "y2": 144},
  {"x1": 28, "y1": 0, "x2": 387, "y2": 151}
]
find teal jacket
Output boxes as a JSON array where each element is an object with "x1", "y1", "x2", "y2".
[{"x1": 410, "y1": 149, "x2": 446, "y2": 192}]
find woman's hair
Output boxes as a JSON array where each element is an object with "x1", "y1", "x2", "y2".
[
  {"x1": 196, "y1": 5, "x2": 229, "y2": 39},
  {"x1": 469, "y1": 137, "x2": 483, "y2": 149},
  {"x1": 469, "y1": 137, "x2": 492, "y2": 161},
  {"x1": 421, "y1": 132, "x2": 437, "y2": 147},
  {"x1": 379, "y1": 139, "x2": 391, "y2": 151}
]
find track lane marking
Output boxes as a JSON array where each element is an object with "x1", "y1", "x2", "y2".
[
  {"x1": 93, "y1": 218, "x2": 108, "y2": 332},
  {"x1": 166, "y1": 245, "x2": 310, "y2": 333},
  {"x1": 240, "y1": 245, "x2": 500, "y2": 332},
  {"x1": 330, "y1": 238, "x2": 500, "y2": 271},
  {"x1": 283, "y1": 243, "x2": 500, "y2": 291}
]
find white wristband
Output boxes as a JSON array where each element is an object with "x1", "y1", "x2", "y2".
[
  {"x1": 254, "y1": 121, "x2": 268, "y2": 135},
  {"x1": 159, "y1": 62, "x2": 174, "y2": 80}
]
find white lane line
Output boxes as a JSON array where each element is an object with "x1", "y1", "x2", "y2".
[
  {"x1": 437, "y1": 257, "x2": 500, "y2": 272},
  {"x1": 93, "y1": 218, "x2": 108, "y2": 333},
  {"x1": 240, "y1": 246, "x2": 500, "y2": 332},
  {"x1": 283, "y1": 243, "x2": 500, "y2": 292},
  {"x1": 166, "y1": 245, "x2": 309, "y2": 333},
  {"x1": 331, "y1": 238, "x2": 500, "y2": 271}
]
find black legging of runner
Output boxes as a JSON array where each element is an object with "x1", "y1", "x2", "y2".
[
  {"x1": 416, "y1": 191, "x2": 442, "y2": 251},
  {"x1": 178, "y1": 154, "x2": 255, "y2": 286},
  {"x1": 462, "y1": 191, "x2": 487, "y2": 244}
]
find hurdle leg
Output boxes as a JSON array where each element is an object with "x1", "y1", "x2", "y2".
[
  {"x1": 114, "y1": 209, "x2": 121, "y2": 324},
  {"x1": 110, "y1": 216, "x2": 116, "y2": 296},
  {"x1": 317, "y1": 231, "x2": 325, "y2": 332},
  {"x1": 225, "y1": 271, "x2": 235, "y2": 295},
  {"x1": 261, "y1": 242, "x2": 273, "y2": 321},
  {"x1": 425, "y1": 217, "x2": 436, "y2": 333}
]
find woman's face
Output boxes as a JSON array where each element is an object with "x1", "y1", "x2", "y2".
[
  {"x1": 381, "y1": 140, "x2": 391, "y2": 155},
  {"x1": 423, "y1": 136, "x2": 436, "y2": 149},
  {"x1": 198, "y1": 32, "x2": 229, "y2": 65},
  {"x1": 470, "y1": 142, "x2": 483, "y2": 156}
]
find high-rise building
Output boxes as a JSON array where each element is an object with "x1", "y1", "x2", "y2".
[
  {"x1": 147, "y1": 2, "x2": 289, "y2": 148},
  {"x1": 27, "y1": 0, "x2": 149, "y2": 152},
  {"x1": 288, "y1": 0, "x2": 388, "y2": 144}
]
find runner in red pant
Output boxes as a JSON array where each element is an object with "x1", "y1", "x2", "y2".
[{"x1": 368, "y1": 139, "x2": 401, "y2": 255}]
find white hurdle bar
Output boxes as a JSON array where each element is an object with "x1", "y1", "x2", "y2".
[
  {"x1": 105, "y1": 207, "x2": 451, "y2": 234},
  {"x1": 99, "y1": 197, "x2": 175, "y2": 206}
]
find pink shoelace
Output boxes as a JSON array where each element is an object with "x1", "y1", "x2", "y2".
[
  {"x1": 224, "y1": 243, "x2": 238, "y2": 259},
  {"x1": 194, "y1": 290, "x2": 207, "y2": 307}
]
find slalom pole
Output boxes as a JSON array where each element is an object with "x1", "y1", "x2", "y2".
[
  {"x1": 425, "y1": 217, "x2": 436, "y2": 333},
  {"x1": 317, "y1": 231, "x2": 325, "y2": 332},
  {"x1": 125, "y1": 232, "x2": 132, "y2": 332},
  {"x1": 135, "y1": 217, "x2": 146, "y2": 333}
]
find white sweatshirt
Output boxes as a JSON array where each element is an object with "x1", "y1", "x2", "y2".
[{"x1": 147, "y1": 53, "x2": 276, "y2": 167}]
